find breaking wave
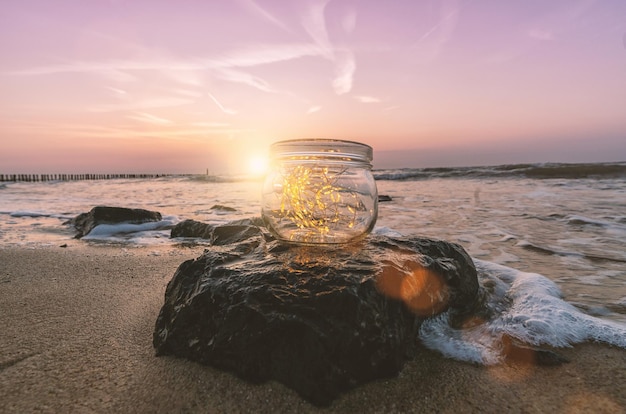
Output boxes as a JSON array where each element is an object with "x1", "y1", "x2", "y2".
[
  {"x1": 374, "y1": 162, "x2": 626, "y2": 181},
  {"x1": 418, "y1": 260, "x2": 626, "y2": 365}
]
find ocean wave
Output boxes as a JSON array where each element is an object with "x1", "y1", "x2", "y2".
[
  {"x1": 418, "y1": 260, "x2": 626, "y2": 365},
  {"x1": 515, "y1": 240, "x2": 626, "y2": 264},
  {"x1": 565, "y1": 214, "x2": 611, "y2": 227},
  {"x1": 374, "y1": 162, "x2": 626, "y2": 181}
]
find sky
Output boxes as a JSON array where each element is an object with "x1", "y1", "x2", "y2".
[{"x1": 1, "y1": 0, "x2": 625, "y2": 174}]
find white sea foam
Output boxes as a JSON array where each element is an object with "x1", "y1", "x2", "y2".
[
  {"x1": 418, "y1": 259, "x2": 626, "y2": 364},
  {"x1": 498, "y1": 234, "x2": 517, "y2": 242},
  {"x1": 372, "y1": 226, "x2": 404, "y2": 237},
  {"x1": 565, "y1": 214, "x2": 611, "y2": 227},
  {"x1": 81, "y1": 219, "x2": 176, "y2": 241}
]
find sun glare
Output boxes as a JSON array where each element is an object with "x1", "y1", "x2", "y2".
[{"x1": 247, "y1": 155, "x2": 269, "y2": 176}]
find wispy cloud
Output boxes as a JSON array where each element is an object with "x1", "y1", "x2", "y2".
[
  {"x1": 355, "y1": 95, "x2": 380, "y2": 103},
  {"x1": 412, "y1": 1, "x2": 463, "y2": 63},
  {"x1": 415, "y1": 5, "x2": 460, "y2": 44},
  {"x1": 5, "y1": 3, "x2": 359, "y2": 99},
  {"x1": 332, "y1": 50, "x2": 355, "y2": 95},
  {"x1": 7, "y1": 59, "x2": 188, "y2": 76},
  {"x1": 208, "y1": 43, "x2": 323, "y2": 68},
  {"x1": 301, "y1": 0, "x2": 356, "y2": 95},
  {"x1": 208, "y1": 92, "x2": 238, "y2": 115},
  {"x1": 214, "y1": 68, "x2": 277, "y2": 94},
  {"x1": 127, "y1": 112, "x2": 172, "y2": 125},
  {"x1": 307, "y1": 105, "x2": 322, "y2": 114},
  {"x1": 301, "y1": 0, "x2": 333, "y2": 59},
  {"x1": 190, "y1": 121, "x2": 231, "y2": 128},
  {"x1": 89, "y1": 97, "x2": 193, "y2": 112},
  {"x1": 2, "y1": 48, "x2": 292, "y2": 76},
  {"x1": 7, "y1": 43, "x2": 322, "y2": 97},
  {"x1": 5, "y1": 119, "x2": 250, "y2": 142},
  {"x1": 237, "y1": 0, "x2": 292, "y2": 32},
  {"x1": 105, "y1": 86, "x2": 128, "y2": 96}
]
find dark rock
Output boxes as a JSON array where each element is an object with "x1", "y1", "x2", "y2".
[
  {"x1": 154, "y1": 222, "x2": 484, "y2": 406},
  {"x1": 210, "y1": 204, "x2": 237, "y2": 212},
  {"x1": 170, "y1": 218, "x2": 265, "y2": 245},
  {"x1": 378, "y1": 194, "x2": 393, "y2": 202},
  {"x1": 170, "y1": 219, "x2": 213, "y2": 238},
  {"x1": 68, "y1": 206, "x2": 162, "y2": 238}
]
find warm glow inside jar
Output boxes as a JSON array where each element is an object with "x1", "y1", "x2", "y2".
[{"x1": 262, "y1": 139, "x2": 378, "y2": 244}]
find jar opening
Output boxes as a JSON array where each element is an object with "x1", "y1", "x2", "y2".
[{"x1": 270, "y1": 139, "x2": 373, "y2": 165}]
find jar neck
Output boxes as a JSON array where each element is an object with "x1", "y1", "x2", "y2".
[
  {"x1": 272, "y1": 157, "x2": 372, "y2": 169},
  {"x1": 269, "y1": 139, "x2": 373, "y2": 167}
]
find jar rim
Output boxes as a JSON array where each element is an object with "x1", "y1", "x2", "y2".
[{"x1": 270, "y1": 139, "x2": 373, "y2": 163}]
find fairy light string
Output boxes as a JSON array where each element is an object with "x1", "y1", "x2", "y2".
[{"x1": 278, "y1": 164, "x2": 362, "y2": 242}]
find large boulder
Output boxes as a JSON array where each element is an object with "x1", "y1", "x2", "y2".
[
  {"x1": 154, "y1": 222, "x2": 484, "y2": 406},
  {"x1": 68, "y1": 206, "x2": 162, "y2": 238}
]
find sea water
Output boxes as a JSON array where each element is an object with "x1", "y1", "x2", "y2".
[{"x1": 1, "y1": 163, "x2": 625, "y2": 363}]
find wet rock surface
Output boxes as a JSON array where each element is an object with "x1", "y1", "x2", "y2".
[
  {"x1": 154, "y1": 221, "x2": 484, "y2": 406},
  {"x1": 210, "y1": 204, "x2": 237, "y2": 212},
  {"x1": 170, "y1": 218, "x2": 264, "y2": 244},
  {"x1": 68, "y1": 206, "x2": 162, "y2": 238}
]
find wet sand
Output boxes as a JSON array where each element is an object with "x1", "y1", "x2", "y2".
[{"x1": 1, "y1": 246, "x2": 624, "y2": 413}]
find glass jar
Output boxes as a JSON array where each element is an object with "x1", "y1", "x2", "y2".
[{"x1": 262, "y1": 139, "x2": 378, "y2": 244}]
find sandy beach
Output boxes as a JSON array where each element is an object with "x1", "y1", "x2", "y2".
[{"x1": 1, "y1": 245, "x2": 624, "y2": 414}]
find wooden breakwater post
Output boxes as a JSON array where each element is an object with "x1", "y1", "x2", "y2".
[{"x1": 0, "y1": 173, "x2": 192, "y2": 182}]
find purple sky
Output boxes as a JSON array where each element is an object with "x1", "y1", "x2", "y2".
[{"x1": 1, "y1": 0, "x2": 625, "y2": 173}]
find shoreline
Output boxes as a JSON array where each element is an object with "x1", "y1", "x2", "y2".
[{"x1": 1, "y1": 245, "x2": 624, "y2": 413}]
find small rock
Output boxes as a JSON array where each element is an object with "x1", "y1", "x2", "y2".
[
  {"x1": 67, "y1": 206, "x2": 162, "y2": 238},
  {"x1": 210, "y1": 204, "x2": 237, "y2": 212}
]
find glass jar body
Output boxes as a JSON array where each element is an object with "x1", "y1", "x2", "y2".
[{"x1": 262, "y1": 139, "x2": 378, "y2": 245}]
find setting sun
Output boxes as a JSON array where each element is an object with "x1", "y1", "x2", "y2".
[{"x1": 247, "y1": 155, "x2": 269, "y2": 176}]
